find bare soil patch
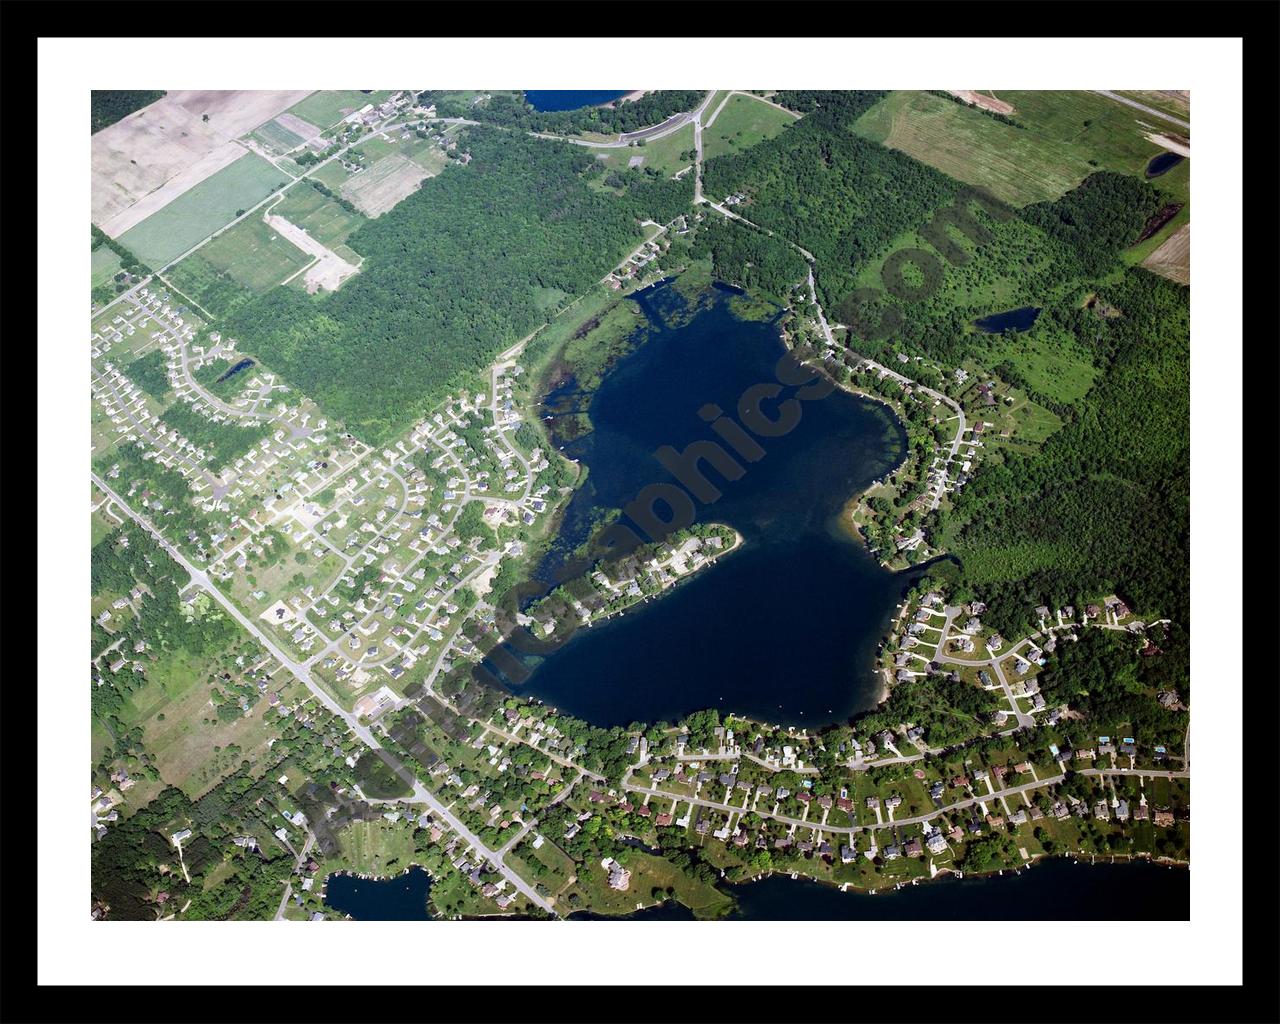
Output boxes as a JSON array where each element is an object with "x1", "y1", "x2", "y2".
[
  {"x1": 339, "y1": 153, "x2": 432, "y2": 217},
  {"x1": 1134, "y1": 203, "x2": 1184, "y2": 244},
  {"x1": 92, "y1": 91, "x2": 310, "y2": 231},
  {"x1": 274, "y1": 111, "x2": 323, "y2": 142},
  {"x1": 948, "y1": 90, "x2": 1016, "y2": 115},
  {"x1": 1144, "y1": 132, "x2": 1191, "y2": 157},
  {"x1": 1141, "y1": 223, "x2": 1190, "y2": 285},
  {"x1": 264, "y1": 213, "x2": 360, "y2": 293}
]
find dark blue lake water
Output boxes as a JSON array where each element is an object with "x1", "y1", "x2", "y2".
[
  {"x1": 505, "y1": 281, "x2": 919, "y2": 727},
  {"x1": 525, "y1": 91, "x2": 629, "y2": 112},
  {"x1": 324, "y1": 867, "x2": 433, "y2": 920},
  {"x1": 974, "y1": 306, "x2": 1042, "y2": 334},
  {"x1": 1145, "y1": 151, "x2": 1185, "y2": 178},
  {"x1": 570, "y1": 859, "x2": 1188, "y2": 920}
]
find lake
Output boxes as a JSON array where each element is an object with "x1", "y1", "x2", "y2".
[
  {"x1": 569, "y1": 858, "x2": 1188, "y2": 920},
  {"x1": 506, "y1": 280, "x2": 920, "y2": 727},
  {"x1": 974, "y1": 305, "x2": 1042, "y2": 334},
  {"x1": 525, "y1": 91, "x2": 629, "y2": 112},
  {"x1": 324, "y1": 867, "x2": 434, "y2": 920},
  {"x1": 1145, "y1": 151, "x2": 1185, "y2": 178}
]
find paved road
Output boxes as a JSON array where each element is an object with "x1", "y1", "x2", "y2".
[
  {"x1": 89, "y1": 472, "x2": 555, "y2": 914},
  {"x1": 1093, "y1": 90, "x2": 1190, "y2": 131}
]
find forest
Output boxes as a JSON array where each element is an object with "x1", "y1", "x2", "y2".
[
  {"x1": 91, "y1": 90, "x2": 165, "y2": 133},
  {"x1": 944, "y1": 269, "x2": 1189, "y2": 645},
  {"x1": 690, "y1": 215, "x2": 808, "y2": 301},
  {"x1": 223, "y1": 128, "x2": 647, "y2": 446},
  {"x1": 701, "y1": 94, "x2": 959, "y2": 309}
]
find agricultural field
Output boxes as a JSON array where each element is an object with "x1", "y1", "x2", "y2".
[
  {"x1": 250, "y1": 118, "x2": 308, "y2": 156},
  {"x1": 93, "y1": 90, "x2": 309, "y2": 233},
  {"x1": 853, "y1": 90, "x2": 1187, "y2": 208},
  {"x1": 116, "y1": 153, "x2": 289, "y2": 268},
  {"x1": 175, "y1": 213, "x2": 314, "y2": 292},
  {"x1": 1141, "y1": 223, "x2": 1190, "y2": 285},
  {"x1": 702, "y1": 93, "x2": 797, "y2": 161},
  {"x1": 271, "y1": 185, "x2": 367, "y2": 248},
  {"x1": 340, "y1": 153, "x2": 436, "y2": 217},
  {"x1": 285, "y1": 90, "x2": 393, "y2": 131}
]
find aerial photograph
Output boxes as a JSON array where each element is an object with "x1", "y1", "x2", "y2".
[{"x1": 87, "y1": 86, "x2": 1191, "y2": 923}]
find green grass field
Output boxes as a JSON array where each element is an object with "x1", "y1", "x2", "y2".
[
  {"x1": 981, "y1": 327, "x2": 1101, "y2": 405},
  {"x1": 165, "y1": 213, "x2": 313, "y2": 320},
  {"x1": 285, "y1": 90, "x2": 392, "y2": 131},
  {"x1": 595, "y1": 122, "x2": 696, "y2": 176},
  {"x1": 251, "y1": 118, "x2": 306, "y2": 155},
  {"x1": 117, "y1": 153, "x2": 289, "y2": 267},
  {"x1": 309, "y1": 160, "x2": 354, "y2": 190},
  {"x1": 271, "y1": 186, "x2": 366, "y2": 247},
  {"x1": 702, "y1": 93, "x2": 797, "y2": 161},
  {"x1": 193, "y1": 213, "x2": 313, "y2": 290},
  {"x1": 853, "y1": 91, "x2": 1186, "y2": 208},
  {"x1": 91, "y1": 246, "x2": 123, "y2": 288},
  {"x1": 332, "y1": 819, "x2": 419, "y2": 876}
]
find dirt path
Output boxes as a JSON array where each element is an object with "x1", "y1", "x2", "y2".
[
  {"x1": 264, "y1": 213, "x2": 359, "y2": 293},
  {"x1": 948, "y1": 91, "x2": 1015, "y2": 115}
]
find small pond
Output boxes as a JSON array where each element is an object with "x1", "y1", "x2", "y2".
[
  {"x1": 1145, "y1": 152, "x2": 1185, "y2": 178},
  {"x1": 974, "y1": 306, "x2": 1042, "y2": 334}
]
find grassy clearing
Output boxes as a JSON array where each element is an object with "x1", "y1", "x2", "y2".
[
  {"x1": 702, "y1": 93, "x2": 796, "y2": 161},
  {"x1": 270, "y1": 186, "x2": 366, "y2": 248},
  {"x1": 854, "y1": 90, "x2": 1184, "y2": 208},
  {"x1": 285, "y1": 91, "x2": 392, "y2": 132},
  {"x1": 91, "y1": 246, "x2": 123, "y2": 288},
  {"x1": 185, "y1": 214, "x2": 313, "y2": 291},
  {"x1": 1113, "y1": 91, "x2": 1190, "y2": 125},
  {"x1": 333, "y1": 819, "x2": 419, "y2": 876},
  {"x1": 982, "y1": 327, "x2": 1100, "y2": 405},
  {"x1": 117, "y1": 153, "x2": 289, "y2": 267},
  {"x1": 594, "y1": 122, "x2": 696, "y2": 176}
]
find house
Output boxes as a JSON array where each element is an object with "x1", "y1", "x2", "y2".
[
  {"x1": 1094, "y1": 801, "x2": 1111, "y2": 821},
  {"x1": 1132, "y1": 804, "x2": 1150, "y2": 821},
  {"x1": 655, "y1": 813, "x2": 673, "y2": 827},
  {"x1": 1153, "y1": 810, "x2": 1175, "y2": 828},
  {"x1": 1008, "y1": 809, "x2": 1027, "y2": 826},
  {"x1": 1115, "y1": 800, "x2": 1130, "y2": 821},
  {"x1": 883, "y1": 844, "x2": 902, "y2": 861},
  {"x1": 840, "y1": 845, "x2": 856, "y2": 864},
  {"x1": 926, "y1": 832, "x2": 947, "y2": 855},
  {"x1": 603, "y1": 857, "x2": 631, "y2": 891},
  {"x1": 904, "y1": 838, "x2": 923, "y2": 857},
  {"x1": 865, "y1": 796, "x2": 880, "y2": 809}
]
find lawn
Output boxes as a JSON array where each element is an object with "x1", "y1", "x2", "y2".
[
  {"x1": 285, "y1": 90, "x2": 393, "y2": 131},
  {"x1": 332, "y1": 819, "x2": 420, "y2": 876},
  {"x1": 853, "y1": 90, "x2": 1185, "y2": 208},
  {"x1": 702, "y1": 93, "x2": 797, "y2": 161},
  {"x1": 309, "y1": 160, "x2": 353, "y2": 190},
  {"x1": 595, "y1": 122, "x2": 696, "y2": 176},
  {"x1": 117, "y1": 153, "x2": 289, "y2": 267}
]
